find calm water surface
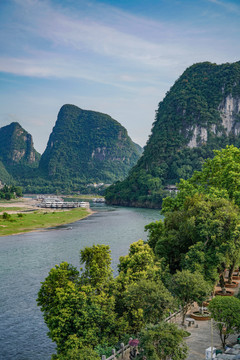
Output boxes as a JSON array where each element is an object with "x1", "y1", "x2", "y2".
[{"x1": 0, "y1": 204, "x2": 161, "y2": 360}]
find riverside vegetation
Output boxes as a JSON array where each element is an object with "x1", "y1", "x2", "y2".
[
  {"x1": 0, "y1": 207, "x2": 90, "y2": 236},
  {"x1": 38, "y1": 146, "x2": 240, "y2": 360}
]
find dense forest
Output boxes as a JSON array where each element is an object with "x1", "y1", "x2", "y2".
[
  {"x1": 38, "y1": 146, "x2": 240, "y2": 359},
  {"x1": 0, "y1": 185, "x2": 22, "y2": 200},
  {"x1": 105, "y1": 61, "x2": 240, "y2": 208}
]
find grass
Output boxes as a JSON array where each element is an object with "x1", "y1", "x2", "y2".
[
  {"x1": 0, "y1": 208, "x2": 90, "y2": 236},
  {"x1": 64, "y1": 194, "x2": 104, "y2": 199},
  {"x1": 0, "y1": 207, "x2": 26, "y2": 212}
]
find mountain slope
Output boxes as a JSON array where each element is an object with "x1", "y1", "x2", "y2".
[
  {"x1": 0, "y1": 122, "x2": 40, "y2": 181},
  {"x1": 39, "y1": 104, "x2": 142, "y2": 184},
  {"x1": 0, "y1": 160, "x2": 13, "y2": 184},
  {"x1": 105, "y1": 61, "x2": 240, "y2": 208}
]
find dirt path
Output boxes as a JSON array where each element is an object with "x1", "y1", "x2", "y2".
[{"x1": 0, "y1": 197, "x2": 39, "y2": 214}]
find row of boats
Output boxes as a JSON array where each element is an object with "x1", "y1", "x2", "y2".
[{"x1": 37, "y1": 197, "x2": 90, "y2": 209}]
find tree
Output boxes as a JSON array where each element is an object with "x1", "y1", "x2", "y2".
[
  {"x1": 117, "y1": 240, "x2": 156, "y2": 281},
  {"x1": 138, "y1": 322, "x2": 188, "y2": 360},
  {"x1": 208, "y1": 296, "x2": 240, "y2": 348},
  {"x1": 37, "y1": 247, "x2": 125, "y2": 358},
  {"x1": 149, "y1": 194, "x2": 240, "y2": 295},
  {"x1": 52, "y1": 335, "x2": 99, "y2": 360},
  {"x1": 79, "y1": 244, "x2": 113, "y2": 291},
  {"x1": 114, "y1": 240, "x2": 159, "y2": 320},
  {"x1": 171, "y1": 270, "x2": 211, "y2": 325},
  {"x1": 162, "y1": 145, "x2": 240, "y2": 213},
  {"x1": 122, "y1": 278, "x2": 175, "y2": 333}
]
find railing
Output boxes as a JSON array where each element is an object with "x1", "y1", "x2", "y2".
[
  {"x1": 102, "y1": 341, "x2": 131, "y2": 360},
  {"x1": 102, "y1": 308, "x2": 183, "y2": 360}
]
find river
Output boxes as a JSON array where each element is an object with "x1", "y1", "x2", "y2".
[{"x1": 0, "y1": 204, "x2": 161, "y2": 360}]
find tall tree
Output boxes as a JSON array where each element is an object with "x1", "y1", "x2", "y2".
[{"x1": 171, "y1": 270, "x2": 211, "y2": 325}]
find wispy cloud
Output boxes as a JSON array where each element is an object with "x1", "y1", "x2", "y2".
[
  {"x1": 0, "y1": 0, "x2": 240, "y2": 152},
  {"x1": 207, "y1": 0, "x2": 240, "y2": 14},
  {"x1": 0, "y1": 0, "x2": 218, "y2": 84}
]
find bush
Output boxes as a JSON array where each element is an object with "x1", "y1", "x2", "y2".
[{"x1": 2, "y1": 212, "x2": 11, "y2": 220}]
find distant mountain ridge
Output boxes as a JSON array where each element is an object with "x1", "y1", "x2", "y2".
[
  {"x1": 105, "y1": 61, "x2": 240, "y2": 208},
  {"x1": 0, "y1": 105, "x2": 142, "y2": 193}
]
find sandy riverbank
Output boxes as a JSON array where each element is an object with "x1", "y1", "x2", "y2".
[{"x1": 0, "y1": 197, "x2": 40, "y2": 214}]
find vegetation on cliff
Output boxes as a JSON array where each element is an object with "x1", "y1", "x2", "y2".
[
  {"x1": 39, "y1": 104, "x2": 142, "y2": 185},
  {"x1": 105, "y1": 61, "x2": 240, "y2": 208},
  {"x1": 0, "y1": 122, "x2": 40, "y2": 185},
  {"x1": 0, "y1": 106, "x2": 142, "y2": 194}
]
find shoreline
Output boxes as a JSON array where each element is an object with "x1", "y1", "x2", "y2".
[
  {"x1": 10, "y1": 209, "x2": 95, "y2": 236},
  {"x1": 0, "y1": 197, "x2": 95, "y2": 237}
]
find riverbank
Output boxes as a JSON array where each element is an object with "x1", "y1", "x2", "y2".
[{"x1": 0, "y1": 197, "x2": 93, "y2": 236}]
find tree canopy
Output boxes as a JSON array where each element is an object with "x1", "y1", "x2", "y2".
[
  {"x1": 138, "y1": 322, "x2": 188, "y2": 360},
  {"x1": 209, "y1": 296, "x2": 240, "y2": 348}
]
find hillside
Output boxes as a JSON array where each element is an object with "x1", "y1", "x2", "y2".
[
  {"x1": 105, "y1": 61, "x2": 240, "y2": 208},
  {"x1": 0, "y1": 122, "x2": 40, "y2": 183},
  {"x1": 38, "y1": 104, "x2": 142, "y2": 185}
]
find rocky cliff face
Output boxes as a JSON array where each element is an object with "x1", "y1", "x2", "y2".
[
  {"x1": 0, "y1": 122, "x2": 40, "y2": 166},
  {"x1": 105, "y1": 61, "x2": 240, "y2": 208},
  {"x1": 186, "y1": 95, "x2": 240, "y2": 148},
  {"x1": 39, "y1": 104, "x2": 142, "y2": 183},
  {"x1": 218, "y1": 95, "x2": 240, "y2": 135}
]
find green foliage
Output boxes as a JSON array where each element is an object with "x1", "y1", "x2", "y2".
[
  {"x1": 113, "y1": 240, "x2": 175, "y2": 334},
  {"x1": 122, "y1": 278, "x2": 174, "y2": 333},
  {"x1": 80, "y1": 244, "x2": 113, "y2": 291},
  {"x1": 148, "y1": 194, "x2": 240, "y2": 287},
  {"x1": 106, "y1": 61, "x2": 240, "y2": 208},
  {"x1": 117, "y1": 240, "x2": 156, "y2": 281},
  {"x1": 137, "y1": 322, "x2": 188, "y2": 360},
  {"x1": 0, "y1": 185, "x2": 22, "y2": 200},
  {"x1": 162, "y1": 145, "x2": 240, "y2": 213},
  {"x1": 37, "y1": 241, "x2": 179, "y2": 357},
  {"x1": 0, "y1": 160, "x2": 14, "y2": 184},
  {"x1": 171, "y1": 270, "x2": 212, "y2": 324},
  {"x1": 2, "y1": 212, "x2": 11, "y2": 220},
  {"x1": 208, "y1": 296, "x2": 240, "y2": 348},
  {"x1": 37, "y1": 248, "x2": 127, "y2": 358},
  {"x1": 38, "y1": 104, "x2": 142, "y2": 185},
  {"x1": 52, "y1": 339, "x2": 100, "y2": 360},
  {"x1": 0, "y1": 122, "x2": 40, "y2": 183}
]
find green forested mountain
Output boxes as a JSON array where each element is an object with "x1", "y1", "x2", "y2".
[
  {"x1": 0, "y1": 107, "x2": 142, "y2": 194},
  {"x1": 38, "y1": 104, "x2": 142, "y2": 185},
  {"x1": 105, "y1": 61, "x2": 240, "y2": 208},
  {"x1": 0, "y1": 122, "x2": 40, "y2": 183},
  {"x1": 0, "y1": 160, "x2": 13, "y2": 184}
]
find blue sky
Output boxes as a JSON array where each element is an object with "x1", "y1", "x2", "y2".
[{"x1": 0, "y1": 0, "x2": 240, "y2": 153}]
